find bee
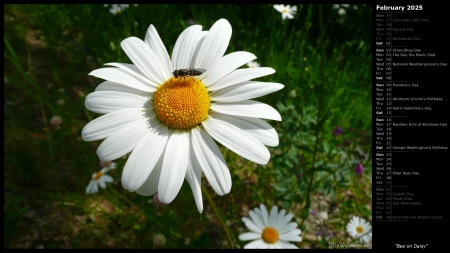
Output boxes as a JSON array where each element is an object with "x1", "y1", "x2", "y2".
[{"x1": 172, "y1": 68, "x2": 207, "y2": 78}]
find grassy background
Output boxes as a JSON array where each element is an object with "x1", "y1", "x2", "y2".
[{"x1": 4, "y1": 4, "x2": 372, "y2": 249}]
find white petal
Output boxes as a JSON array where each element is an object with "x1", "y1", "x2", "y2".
[
  {"x1": 201, "y1": 51, "x2": 256, "y2": 86},
  {"x1": 207, "y1": 67, "x2": 275, "y2": 91},
  {"x1": 136, "y1": 153, "x2": 164, "y2": 196},
  {"x1": 121, "y1": 37, "x2": 169, "y2": 84},
  {"x1": 103, "y1": 63, "x2": 158, "y2": 88},
  {"x1": 100, "y1": 167, "x2": 111, "y2": 174},
  {"x1": 188, "y1": 31, "x2": 208, "y2": 69},
  {"x1": 202, "y1": 116, "x2": 270, "y2": 165},
  {"x1": 171, "y1": 25, "x2": 203, "y2": 70},
  {"x1": 144, "y1": 24, "x2": 173, "y2": 74},
  {"x1": 280, "y1": 228, "x2": 301, "y2": 237},
  {"x1": 273, "y1": 4, "x2": 284, "y2": 12},
  {"x1": 278, "y1": 222, "x2": 298, "y2": 235},
  {"x1": 249, "y1": 210, "x2": 265, "y2": 230},
  {"x1": 86, "y1": 181, "x2": 94, "y2": 194},
  {"x1": 276, "y1": 241, "x2": 299, "y2": 249},
  {"x1": 208, "y1": 112, "x2": 278, "y2": 147},
  {"x1": 276, "y1": 213, "x2": 294, "y2": 231},
  {"x1": 96, "y1": 118, "x2": 149, "y2": 161},
  {"x1": 259, "y1": 204, "x2": 270, "y2": 227},
  {"x1": 98, "y1": 177, "x2": 107, "y2": 189},
  {"x1": 272, "y1": 242, "x2": 282, "y2": 249},
  {"x1": 82, "y1": 108, "x2": 149, "y2": 141},
  {"x1": 243, "y1": 239, "x2": 266, "y2": 249},
  {"x1": 279, "y1": 233, "x2": 302, "y2": 242},
  {"x1": 92, "y1": 182, "x2": 99, "y2": 193},
  {"x1": 89, "y1": 68, "x2": 155, "y2": 92},
  {"x1": 95, "y1": 81, "x2": 151, "y2": 97},
  {"x1": 211, "y1": 100, "x2": 281, "y2": 121},
  {"x1": 185, "y1": 150, "x2": 203, "y2": 213},
  {"x1": 254, "y1": 208, "x2": 268, "y2": 229},
  {"x1": 102, "y1": 174, "x2": 114, "y2": 184},
  {"x1": 211, "y1": 81, "x2": 284, "y2": 102},
  {"x1": 239, "y1": 232, "x2": 261, "y2": 242},
  {"x1": 85, "y1": 91, "x2": 150, "y2": 114},
  {"x1": 242, "y1": 217, "x2": 262, "y2": 234},
  {"x1": 274, "y1": 209, "x2": 287, "y2": 228},
  {"x1": 269, "y1": 206, "x2": 279, "y2": 227},
  {"x1": 157, "y1": 131, "x2": 190, "y2": 204},
  {"x1": 194, "y1": 19, "x2": 232, "y2": 70},
  {"x1": 121, "y1": 124, "x2": 169, "y2": 191},
  {"x1": 191, "y1": 127, "x2": 231, "y2": 195}
]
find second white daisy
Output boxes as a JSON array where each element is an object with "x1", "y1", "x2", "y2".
[
  {"x1": 239, "y1": 204, "x2": 302, "y2": 249},
  {"x1": 346, "y1": 216, "x2": 372, "y2": 244},
  {"x1": 82, "y1": 19, "x2": 283, "y2": 213},
  {"x1": 273, "y1": 4, "x2": 297, "y2": 20},
  {"x1": 86, "y1": 162, "x2": 117, "y2": 194}
]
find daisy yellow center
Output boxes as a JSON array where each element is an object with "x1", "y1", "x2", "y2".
[
  {"x1": 262, "y1": 227, "x2": 279, "y2": 244},
  {"x1": 356, "y1": 226, "x2": 364, "y2": 234},
  {"x1": 282, "y1": 9, "x2": 289, "y2": 13},
  {"x1": 94, "y1": 171, "x2": 103, "y2": 180},
  {"x1": 154, "y1": 76, "x2": 210, "y2": 129}
]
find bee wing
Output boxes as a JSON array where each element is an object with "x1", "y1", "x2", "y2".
[{"x1": 193, "y1": 68, "x2": 207, "y2": 73}]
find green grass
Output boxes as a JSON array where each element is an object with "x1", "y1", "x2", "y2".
[{"x1": 4, "y1": 4, "x2": 372, "y2": 249}]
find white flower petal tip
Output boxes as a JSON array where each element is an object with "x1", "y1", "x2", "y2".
[
  {"x1": 211, "y1": 100, "x2": 282, "y2": 121},
  {"x1": 203, "y1": 117, "x2": 270, "y2": 165},
  {"x1": 157, "y1": 131, "x2": 190, "y2": 204},
  {"x1": 239, "y1": 204, "x2": 302, "y2": 249}
]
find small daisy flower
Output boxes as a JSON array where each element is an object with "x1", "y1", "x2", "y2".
[
  {"x1": 239, "y1": 204, "x2": 302, "y2": 249},
  {"x1": 273, "y1": 4, "x2": 297, "y2": 20},
  {"x1": 82, "y1": 19, "x2": 283, "y2": 213},
  {"x1": 50, "y1": 115, "x2": 62, "y2": 126},
  {"x1": 346, "y1": 216, "x2": 372, "y2": 243},
  {"x1": 107, "y1": 4, "x2": 129, "y2": 15},
  {"x1": 247, "y1": 61, "x2": 260, "y2": 68},
  {"x1": 333, "y1": 4, "x2": 350, "y2": 16},
  {"x1": 85, "y1": 162, "x2": 117, "y2": 194}
]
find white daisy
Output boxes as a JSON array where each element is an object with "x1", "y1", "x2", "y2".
[
  {"x1": 273, "y1": 4, "x2": 297, "y2": 20},
  {"x1": 85, "y1": 162, "x2": 117, "y2": 194},
  {"x1": 107, "y1": 4, "x2": 129, "y2": 15},
  {"x1": 239, "y1": 204, "x2": 302, "y2": 249},
  {"x1": 81, "y1": 19, "x2": 283, "y2": 213},
  {"x1": 338, "y1": 8, "x2": 347, "y2": 16},
  {"x1": 333, "y1": 4, "x2": 350, "y2": 16},
  {"x1": 346, "y1": 216, "x2": 372, "y2": 243},
  {"x1": 247, "y1": 61, "x2": 260, "y2": 68}
]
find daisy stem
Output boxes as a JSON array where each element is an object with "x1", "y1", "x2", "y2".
[
  {"x1": 201, "y1": 184, "x2": 234, "y2": 249},
  {"x1": 301, "y1": 4, "x2": 325, "y2": 227}
]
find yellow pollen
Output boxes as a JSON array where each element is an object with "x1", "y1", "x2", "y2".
[
  {"x1": 356, "y1": 226, "x2": 364, "y2": 234},
  {"x1": 282, "y1": 9, "x2": 289, "y2": 13},
  {"x1": 154, "y1": 76, "x2": 210, "y2": 129},
  {"x1": 262, "y1": 227, "x2": 279, "y2": 244},
  {"x1": 93, "y1": 171, "x2": 103, "y2": 180}
]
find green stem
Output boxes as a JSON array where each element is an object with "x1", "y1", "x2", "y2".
[
  {"x1": 301, "y1": 4, "x2": 326, "y2": 227},
  {"x1": 201, "y1": 184, "x2": 234, "y2": 249}
]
